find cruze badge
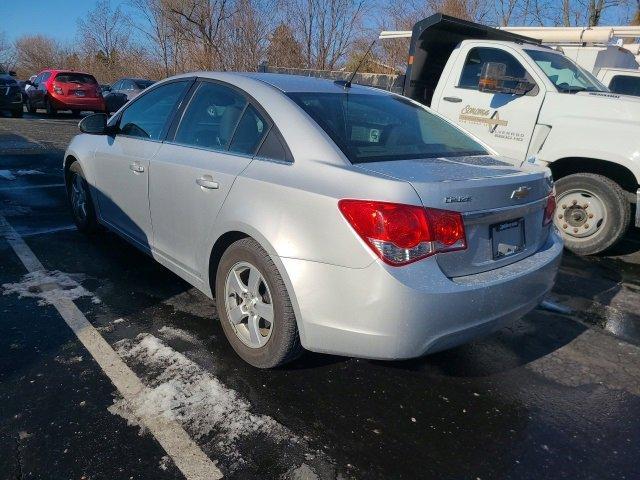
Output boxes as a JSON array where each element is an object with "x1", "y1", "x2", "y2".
[
  {"x1": 445, "y1": 195, "x2": 472, "y2": 204},
  {"x1": 511, "y1": 186, "x2": 531, "y2": 200}
]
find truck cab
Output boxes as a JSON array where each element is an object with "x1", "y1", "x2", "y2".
[{"x1": 398, "y1": 14, "x2": 640, "y2": 255}]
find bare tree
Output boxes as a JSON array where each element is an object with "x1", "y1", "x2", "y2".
[
  {"x1": 0, "y1": 31, "x2": 16, "y2": 70},
  {"x1": 129, "y1": 0, "x2": 178, "y2": 77},
  {"x1": 77, "y1": 0, "x2": 131, "y2": 66},
  {"x1": 164, "y1": 0, "x2": 233, "y2": 70},
  {"x1": 287, "y1": 0, "x2": 368, "y2": 70},
  {"x1": 14, "y1": 35, "x2": 65, "y2": 76}
]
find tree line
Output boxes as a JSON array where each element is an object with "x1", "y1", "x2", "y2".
[{"x1": 1, "y1": 0, "x2": 639, "y2": 83}]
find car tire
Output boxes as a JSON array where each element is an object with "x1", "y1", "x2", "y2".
[
  {"x1": 66, "y1": 162, "x2": 98, "y2": 234},
  {"x1": 26, "y1": 100, "x2": 36, "y2": 114},
  {"x1": 45, "y1": 98, "x2": 56, "y2": 116},
  {"x1": 11, "y1": 108, "x2": 23, "y2": 118},
  {"x1": 554, "y1": 173, "x2": 630, "y2": 255},
  {"x1": 215, "y1": 238, "x2": 303, "y2": 368}
]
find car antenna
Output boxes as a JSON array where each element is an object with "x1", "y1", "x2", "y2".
[{"x1": 337, "y1": 38, "x2": 377, "y2": 90}]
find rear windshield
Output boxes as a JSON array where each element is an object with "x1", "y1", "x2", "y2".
[
  {"x1": 135, "y1": 80, "x2": 154, "y2": 89},
  {"x1": 608, "y1": 75, "x2": 640, "y2": 96},
  {"x1": 54, "y1": 73, "x2": 97, "y2": 84},
  {"x1": 287, "y1": 92, "x2": 488, "y2": 164}
]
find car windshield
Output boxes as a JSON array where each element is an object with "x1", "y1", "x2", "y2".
[
  {"x1": 287, "y1": 92, "x2": 488, "y2": 164},
  {"x1": 55, "y1": 73, "x2": 97, "y2": 84},
  {"x1": 135, "y1": 80, "x2": 154, "y2": 89},
  {"x1": 525, "y1": 49, "x2": 607, "y2": 93}
]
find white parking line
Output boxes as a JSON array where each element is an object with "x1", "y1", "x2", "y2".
[{"x1": 0, "y1": 214, "x2": 224, "y2": 480}]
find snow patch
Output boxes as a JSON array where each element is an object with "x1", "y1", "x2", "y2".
[
  {"x1": 158, "y1": 326, "x2": 199, "y2": 344},
  {"x1": 0, "y1": 169, "x2": 45, "y2": 181},
  {"x1": 108, "y1": 334, "x2": 297, "y2": 466},
  {"x1": 1, "y1": 270, "x2": 101, "y2": 306}
]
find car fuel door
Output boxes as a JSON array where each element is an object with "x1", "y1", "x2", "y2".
[{"x1": 436, "y1": 44, "x2": 544, "y2": 162}]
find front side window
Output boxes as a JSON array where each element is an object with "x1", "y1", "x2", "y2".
[
  {"x1": 174, "y1": 82, "x2": 247, "y2": 151},
  {"x1": 119, "y1": 81, "x2": 189, "y2": 140},
  {"x1": 459, "y1": 47, "x2": 534, "y2": 91},
  {"x1": 288, "y1": 92, "x2": 487, "y2": 164},
  {"x1": 608, "y1": 75, "x2": 640, "y2": 96},
  {"x1": 525, "y1": 49, "x2": 607, "y2": 93}
]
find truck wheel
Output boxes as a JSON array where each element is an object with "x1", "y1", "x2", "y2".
[
  {"x1": 215, "y1": 238, "x2": 303, "y2": 368},
  {"x1": 554, "y1": 173, "x2": 630, "y2": 255},
  {"x1": 11, "y1": 108, "x2": 23, "y2": 118},
  {"x1": 26, "y1": 100, "x2": 36, "y2": 114}
]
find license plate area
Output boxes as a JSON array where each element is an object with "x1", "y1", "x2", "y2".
[{"x1": 491, "y1": 218, "x2": 525, "y2": 259}]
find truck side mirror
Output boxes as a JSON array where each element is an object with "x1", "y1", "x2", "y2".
[{"x1": 479, "y1": 62, "x2": 535, "y2": 95}]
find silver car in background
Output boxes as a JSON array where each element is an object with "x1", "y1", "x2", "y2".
[{"x1": 63, "y1": 73, "x2": 563, "y2": 368}]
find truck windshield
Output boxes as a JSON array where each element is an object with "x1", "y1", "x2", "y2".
[
  {"x1": 525, "y1": 49, "x2": 607, "y2": 93},
  {"x1": 287, "y1": 92, "x2": 488, "y2": 164}
]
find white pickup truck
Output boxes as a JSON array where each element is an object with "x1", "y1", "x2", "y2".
[{"x1": 385, "y1": 14, "x2": 640, "y2": 255}]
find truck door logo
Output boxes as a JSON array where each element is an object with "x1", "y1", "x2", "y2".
[{"x1": 459, "y1": 105, "x2": 509, "y2": 132}]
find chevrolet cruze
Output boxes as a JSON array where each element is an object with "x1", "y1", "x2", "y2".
[{"x1": 63, "y1": 73, "x2": 563, "y2": 368}]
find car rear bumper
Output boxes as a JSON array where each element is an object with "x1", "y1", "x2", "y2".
[
  {"x1": 50, "y1": 95, "x2": 105, "y2": 111},
  {"x1": 283, "y1": 230, "x2": 563, "y2": 360}
]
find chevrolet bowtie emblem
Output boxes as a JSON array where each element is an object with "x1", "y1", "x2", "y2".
[{"x1": 511, "y1": 186, "x2": 531, "y2": 200}]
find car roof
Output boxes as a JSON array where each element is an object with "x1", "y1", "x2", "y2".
[
  {"x1": 239, "y1": 72, "x2": 387, "y2": 94},
  {"x1": 173, "y1": 71, "x2": 388, "y2": 95}
]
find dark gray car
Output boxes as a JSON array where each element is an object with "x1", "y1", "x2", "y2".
[
  {"x1": 0, "y1": 67, "x2": 23, "y2": 117},
  {"x1": 103, "y1": 78, "x2": 154, "y2": 113}
]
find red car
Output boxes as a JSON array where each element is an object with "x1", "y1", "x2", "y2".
[{"x1": 25, "y1": 69, "x2": 105, "y2": 116}]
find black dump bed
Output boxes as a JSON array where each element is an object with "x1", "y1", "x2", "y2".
[{"x1": 403, "y1": 13, "x2": 539, "y2": 106}]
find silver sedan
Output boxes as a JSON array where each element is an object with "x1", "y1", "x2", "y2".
[{"x1": 64, "y1": 72, "x2": 563, "y2": 368}]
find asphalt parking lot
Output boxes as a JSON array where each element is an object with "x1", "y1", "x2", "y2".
[{"x1": 1, "y1": 111, "x2": 640, "y2": 480}]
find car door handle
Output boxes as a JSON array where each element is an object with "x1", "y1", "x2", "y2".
[
  {"x1": 129, "y1": 163, "x2": 145, "y2": 173},
  {"x1": 196, "y1": 175, "x2": 219, "y2": 190},
  {"x1": 443, "y1": 96, "x2": 462, "y2": 103}
]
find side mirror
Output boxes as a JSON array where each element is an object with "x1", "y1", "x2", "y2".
[
  {"x1": 9, "y1": 71, "x2": 17, "y2": 77},
  {"x1": 25, "y1": 80, "x2": 33, "y2": 86},
  {"x1": 79, "y1": 113, "x2": 109, "y2": 135},
  {"x1": 479, "y1": 62, "x2": 535, "y2": 95}
]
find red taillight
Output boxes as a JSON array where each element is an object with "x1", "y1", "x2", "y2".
[
  {"x1": 338, "y1": 200, "x2": 467, "y2": 266},
  {"x1": 543, "y1": 193, "x2": 556, "y2": 226},
  {"x1": 53, "y1": 85, "x2": 63, "y2": 95}
]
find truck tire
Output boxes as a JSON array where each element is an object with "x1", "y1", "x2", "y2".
[
  {"x1": 554, "y1": 173, "x2": 630, "y2": 255},
  {"x1": 11, "y1": 108, "x2": 23, "y2": 118},
  {"x1": 26, "y1": 100, "x2": 36, "y2": 114},
  {"x1": 45, "y1": 98, "x2": 56, "y2": 116},
  {"x1": 215, "y1": 238, "x2": 303, "y2": 368}
]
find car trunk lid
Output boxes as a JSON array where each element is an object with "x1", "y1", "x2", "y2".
[{"x1": 355, "y1": 155, "x2": 553, "y2": 277}]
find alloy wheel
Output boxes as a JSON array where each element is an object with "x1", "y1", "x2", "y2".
[
  {"x1": 224, "y1": 261, "x2": 274, "y2": 348},
  {"x1": 70, "y1": 174, "x2": 88, "y2": 223}
]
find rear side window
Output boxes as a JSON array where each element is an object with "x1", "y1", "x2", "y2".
[
  {"x1": 229, "y1": 104, "x2": 268, "y2": 155},
  {"x1": 174, "y1": 82, "x2": 247, "y2": 151},
  {"x1": 119, "y1": 81, "x2": 189, "y2": 140},
  {"x1": 256, "y1": 128, "x2": 289, "y2": 162},
  {"x1": 608, "y1": 75, "x2": 640, "y2": 96},
  {"x1": 55, "y1": 73, "x2": 97, "y2": 84},
  {"x1": 288, "y1": 92, "x2": 487, "y2": 164},
  {"x1": 459, "y1": 47, "x2": 531, "y2": 90}
]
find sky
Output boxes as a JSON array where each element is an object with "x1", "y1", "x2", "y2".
[{"x1": 0, "y1": 1, "x2": 96, "y2": 43}]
